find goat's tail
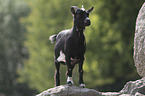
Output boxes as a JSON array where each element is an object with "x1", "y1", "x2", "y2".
[{"x1": 49, "y1": 34, "x2": 57, "y2": 43}]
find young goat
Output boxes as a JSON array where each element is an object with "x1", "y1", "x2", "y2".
[{"x1": 49, "y1": 6, "x2": 94, "y2": 87}]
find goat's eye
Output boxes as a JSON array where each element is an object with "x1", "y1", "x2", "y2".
[{"x1": 76, "y1": 15, "x2": 80, "y2": 18}]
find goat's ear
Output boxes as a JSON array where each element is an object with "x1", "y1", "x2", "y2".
[
  {"x1": 87, "y1": 7, "x2": 94, "y2": 14},
  {"x1": 70, "y1": 6, "x2": 79, "y2": 15}
]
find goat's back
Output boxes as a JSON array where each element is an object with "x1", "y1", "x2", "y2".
[{"x1": 56, "y1": 29, "x2": 72, "y2": 42}]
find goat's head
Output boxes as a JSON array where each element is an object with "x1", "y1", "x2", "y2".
[{"x1": 71, "y1": 5, "x2": 94, "y2": 29}]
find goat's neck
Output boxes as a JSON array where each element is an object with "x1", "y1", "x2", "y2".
[{"x1": 71, "y1": 25, "x2": 85, "y2": 38}]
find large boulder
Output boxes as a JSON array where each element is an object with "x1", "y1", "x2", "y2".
[{"x1": 134, "y1": 2, "x2": 145, "y2": 77}]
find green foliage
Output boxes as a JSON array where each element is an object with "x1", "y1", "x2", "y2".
[
  {"x1": 18, "y1": 0, "x2": 144, "y2": 92},
  {"x1": 0, "y1": 0, "x2": 31, "y2": 95}
]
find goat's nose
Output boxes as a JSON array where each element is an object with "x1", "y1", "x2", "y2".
[{"x1": 84, "y1": 17, "x2": 91, "y2": 26}]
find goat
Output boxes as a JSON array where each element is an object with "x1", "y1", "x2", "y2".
[{"x1": 49, "y1": 5, "x2": 94, "y2": 87}]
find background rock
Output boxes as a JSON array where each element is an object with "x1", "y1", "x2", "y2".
[
  {"x1": 134, "y1": 2, "x2": 145, "y2": 77},
  {"x1": 119, "y1": 2, "x2": 145, "y2": 95}
]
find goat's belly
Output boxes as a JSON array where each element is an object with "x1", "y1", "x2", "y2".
[{"x1": 70, "y1": 58, "x2": 80, "y2": 65}]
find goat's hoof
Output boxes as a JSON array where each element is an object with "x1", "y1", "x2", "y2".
[
  {"x1": 67, "y1": 81, "x2": 73, "y2": 86},
  {"x1": 79, "y1": 84, "x2": 85, "y2": 88}
]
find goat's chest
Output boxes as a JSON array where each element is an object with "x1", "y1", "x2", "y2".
[{"x1": 68, "y1": 37, "x2": 86, "y2": 57}]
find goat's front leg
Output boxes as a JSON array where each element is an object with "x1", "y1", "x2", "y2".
[
  {"x1": 66, "y1": 57, "x2": 74, "y2": 86},
  {"x1": 79, "y1": 58, "x2": 85, "y2": 87}
]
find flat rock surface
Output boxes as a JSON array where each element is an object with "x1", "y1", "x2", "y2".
[{"x1": 36, "y1": 85, "x2": 101, "y2": 96}]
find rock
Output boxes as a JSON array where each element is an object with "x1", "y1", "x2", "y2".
[
  {"x1": 120, "y1": 77, "x2": 145, "y2": 95},
  {"x1": 102, "y1": 78, "x2": 145, "y2": 95},
  {"x1": 135, "y1": 92, "x2": 145, "y2": 96},
  {"x1": 36, "y1": 85, "x2": 101, "y2": 96},
  {"x1": 134, "y1": 2, "x2": 145, "y2": 77},
  {"x1": 138, "y1": 85, "x2": 145, "y2": 94}
]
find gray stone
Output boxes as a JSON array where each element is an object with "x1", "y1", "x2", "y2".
[
  {"x1": 120, "y1": 77, "x2": 145, "y2": 95},
  {"x1": 134, "y1": 2, "x2": 145, "y2": 77},
  {"x1": 102, "y1": 78, "x2": 145, "y2": 96},
  {"x1": 36, "y1": 85, "x2": 101, "y2": 96},
  {"x1": 138, "y1": 85, "x2": 145, "y2": 94}
]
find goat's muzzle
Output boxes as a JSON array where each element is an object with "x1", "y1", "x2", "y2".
[{"x1": 84, "y1": 17, "x2": 91, "y2": 26}]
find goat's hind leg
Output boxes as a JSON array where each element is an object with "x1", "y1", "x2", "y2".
[
  {"x1": 79, "y1": 58, "x2": 85, "y2": 88},
  {"x1": 54, "y1": 61, "x2": 60, "y2": 86}
]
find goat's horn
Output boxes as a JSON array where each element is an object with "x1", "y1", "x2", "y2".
[{"x1": 71, "y1": 6, "x2": 79, "y2": 11}]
